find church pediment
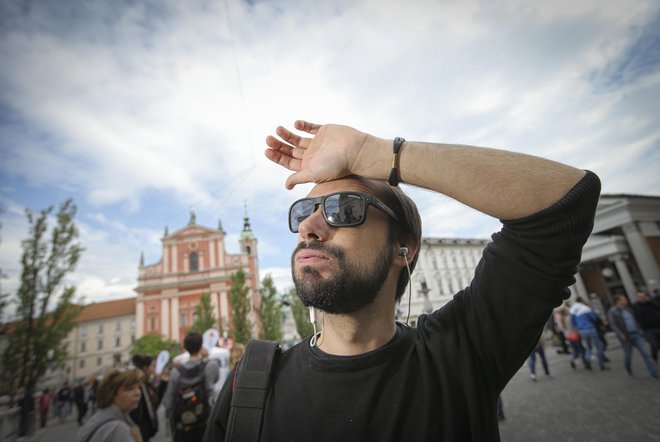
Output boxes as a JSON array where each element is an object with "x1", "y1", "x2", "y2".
[{"x1": 167, "y1": 224, "x2": 220, "y2": 240}]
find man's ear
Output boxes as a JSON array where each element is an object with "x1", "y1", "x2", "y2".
[{"x1": 396, "y1": 242, "x2": 417, "y2": 266}]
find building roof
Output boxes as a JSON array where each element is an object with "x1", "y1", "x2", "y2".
[{"x1": 75, "y1": 297, "x2": 135, "y2": 323}]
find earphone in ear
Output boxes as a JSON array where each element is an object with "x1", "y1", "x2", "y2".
[{"x1": 399, "y1": 246, "x2": 409, "y2": 257}]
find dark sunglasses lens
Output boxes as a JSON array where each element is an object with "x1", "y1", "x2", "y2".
[
  {"x1": 290, "y1": 199, "x2": 315, "y2": 232},
  {"x1": 324, "y1": 194, "x2": 364, "y2": 226}
]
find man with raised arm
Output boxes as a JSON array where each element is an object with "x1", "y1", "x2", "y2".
[{"x1": 204, "y1": 120, "x2": 600, "y2": 441}]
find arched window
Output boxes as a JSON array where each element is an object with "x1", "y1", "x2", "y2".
[{"x1": 190, "y1": 252, "x2": 199, "y2": 272}]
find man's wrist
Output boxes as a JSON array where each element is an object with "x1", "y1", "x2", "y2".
[{"x1": 351, "y1": 135, "x2": 394, "y2": 181}]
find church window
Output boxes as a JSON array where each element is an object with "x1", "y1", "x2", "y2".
[{"x1": 190, "y1": 252, "x2": 199, "y2": 272}]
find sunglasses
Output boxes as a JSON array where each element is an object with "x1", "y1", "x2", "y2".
[{"x1": 288, "y1": 191, "x2": 399, "y2": 233}]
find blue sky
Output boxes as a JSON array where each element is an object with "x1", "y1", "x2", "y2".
[{"x1": 1, "y1": 0, "x2": 659, "y2": 318}]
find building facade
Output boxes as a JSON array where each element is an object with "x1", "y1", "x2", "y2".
[
  {"x1": 398, "y1": 237, "x2": 490, "y2": 326},
  {"x1": 399, "y1": 194, "x2": 660, "y2": 326},
  {"x1": 572, "y1": 194, "x2": 660, "y2": 308},
  {"x1": 135, "y1": 212, "x2": 260, "y2": 343},
  {"x1": 56, "y1": 298, "x2": 136, "y2": 384}
]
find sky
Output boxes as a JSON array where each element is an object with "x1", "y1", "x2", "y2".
[{"x1": 1, "y1": 0, "x2": 659, "y2": 319}]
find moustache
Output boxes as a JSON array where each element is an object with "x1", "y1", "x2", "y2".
[{"x1": 293, "y1": 241, "x2": 345, "y2": 260}]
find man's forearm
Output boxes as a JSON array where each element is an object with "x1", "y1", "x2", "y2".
[{"x1": 355, "y1": 136, "x2": 585, "y2": 220}]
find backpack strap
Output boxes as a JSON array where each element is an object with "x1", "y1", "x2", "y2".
[
  {"x1": 226, "y1": 339, "x2": 280, "y2": 442},
  {"x1": 83, "y1": 418, "x2": 119, "y2": 442}
]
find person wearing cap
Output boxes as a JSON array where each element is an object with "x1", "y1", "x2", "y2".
[{"x1": 204, "y1": 120, "x2": 600, "y2": 441}]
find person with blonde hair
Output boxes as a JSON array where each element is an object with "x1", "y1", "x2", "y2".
[{"x1": 75, "y1": 368, "x2": 144, "y2": 442}]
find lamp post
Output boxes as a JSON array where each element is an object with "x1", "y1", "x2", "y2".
[{"x1": 419, "y1": 281, "x2": 433, "y2": 315}]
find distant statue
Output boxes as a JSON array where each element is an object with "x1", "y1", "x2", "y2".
[{"x1": 189, "y1": 210, "x2": 196, "y2": 225}]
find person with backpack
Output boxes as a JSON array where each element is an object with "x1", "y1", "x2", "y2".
[{"x1": 166, "y1": 332, "x2": 219, "y2": 442}]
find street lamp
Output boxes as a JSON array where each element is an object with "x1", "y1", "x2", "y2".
[{"x1": 419, "y1": 281, "x2": 433, "y2": 314}]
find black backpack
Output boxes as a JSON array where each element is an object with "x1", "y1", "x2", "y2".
[
  {"x1": 172, "y1": 360, "x2": 210, "y2": 431},
  {"x1": 226, "y1": 339, "x2": 281, "y2": 442}
]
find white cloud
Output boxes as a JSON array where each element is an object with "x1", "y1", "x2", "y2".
[{"x1": 1, "y1": 0, "x2": 659, "y2": 307}]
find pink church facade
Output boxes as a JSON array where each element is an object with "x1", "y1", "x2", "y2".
[{"x1": 135, "y1": 213, "x2": 260, "y2": 343}]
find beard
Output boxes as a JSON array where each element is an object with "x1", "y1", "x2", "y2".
[{"x1": 291, "y1": 240, "x2": 393, "y2": 314}]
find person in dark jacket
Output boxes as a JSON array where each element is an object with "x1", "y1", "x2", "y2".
[
  {"x1": 204, "y1": 119, "x2": 599, "y2": 441},
  {"x1": 608, "y1": 294, "x2": 658, "y2": 378},
  {"x1": 130, "y1": 354, "x2": 169, "y2": 441},
  {"x1": 74, "y1": 379, "x2": 89, "y2": 425},
  {"x1": 17, "y1": 387, "x2": 34, "y2": 437},
  {"x1": 632, "y1": 291, "x2": 660, "y2": 363}
]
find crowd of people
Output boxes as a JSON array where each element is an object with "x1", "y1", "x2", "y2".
[
  {"x1": 11, "y1": 330, "x2": 244, "y2": 441},
  {"x1": 540, "y1": 289, "x2": 660, "y2": 379}
]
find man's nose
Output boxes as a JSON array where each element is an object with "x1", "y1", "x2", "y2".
[{"x1": 298, "y1": 206, "x2": 330, "y2": 241}]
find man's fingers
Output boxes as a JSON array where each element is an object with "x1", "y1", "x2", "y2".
[
  {"x1": 265, "y1": 134, "x2": 306, "y2": 160},
  {"x1": 295, "y1": 120, "x2": 321, "y2": 135},
  {"x1": 276, "y1": 126, "x2": 304, "y2": 147},
  {"x1": 264, "y1": 148, "x2": 301, "y2": 172}
]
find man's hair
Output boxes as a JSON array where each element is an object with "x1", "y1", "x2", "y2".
[
  {"x1": 96, "y1": 369, "x2": 144, "y2": 409},
  {"x1": 351, "y1": 176, "x2": 422, "y2": 302},
  {"x1": 612, "y1": 293, "x2": 626, "y2": 304},
  {"x1": 184, "y1": 332, "x2": 203, "y2": 355},
  {"x1": 131, "y1": 354, "x2": 153, "y2": 370}
]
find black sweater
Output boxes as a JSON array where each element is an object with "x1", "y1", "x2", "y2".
[{"x1": 205, "y1": 171, "x2": 601, "y2": 442}]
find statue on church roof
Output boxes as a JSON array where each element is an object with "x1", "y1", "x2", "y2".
[{"x1": 188, "y1": 210, "x2": 196, "y2": 225}]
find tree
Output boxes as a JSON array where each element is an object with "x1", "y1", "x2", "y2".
[
  {"x1": 229, "y1": 268, "x2": 252, "y2": 344},
  {"x1": 131, "y1": 334, "x2": 181, "y2": 357},
  {"x1": 188, "y1": 293, "x2": 217, "y2": 333},
  {"x1": 289, "y1": 288, "x2": 315, "y2": 338},
  {"x1": 1, "y1": 199, "x2": 83, "y2": 393},
  {"x1": 258, "y1": 274, "x2": 282, "y2": 342},
  {"x1": 0, "y1": 215, "x2": 10, "y2": 324}
]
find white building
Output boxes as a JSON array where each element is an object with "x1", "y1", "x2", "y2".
[
  {"x1": 398, "y1": 237, "x2": 490, "y2": 326},
  {"x1": 59, "y1": 298, "x2": 136, "y2": 383}
]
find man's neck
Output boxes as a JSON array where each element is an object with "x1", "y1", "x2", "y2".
[
  {"x1": 316, "y1": 293, "x2": 397, "y2": 356},
  {"x1": 188, "y1": 353, "x2": 203, "y2": 361}
]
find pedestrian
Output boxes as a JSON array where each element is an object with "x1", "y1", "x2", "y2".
[
  {"x1": 607, "y1": 294, "x2": 658, "y2": 378},
  {"x1": 561, "y1": 307, "x2": 589, "y2": 370},
  {"x1": 496, "y1": 396, "x2": 505, "y2": 422},
  {"x1": 75, "y1": 368, "x2": 144, "y2": 442},
  {"x1": 203, "y1": 119, "x2": 600, "y2": 441},
  {"x1": 166, "y1": 332, "x2": 219, "y2": 441},
  {"x1": 16, "y1": 386, "x2": 34, "y2": 437},
  {"x1": 74, "y1": 379, "x2": 90, "y2": 425},
  {"x1": 570, "y1": 299, "x2": 608, "y2": 370},
  {"x1": 632, "y1": 290, "x2": 660, "y2": 363},
  {"x1": 551, "y1": 307, "x2": 570, "y2": 354},
  {"x1": 229, "y1": 342, "x2": 245, "y2": 370},
  {"x1": 130, "y1": 354, "x2": 169, "y2": 441},
  {"x1": 527, "y1": 338, "x2": 551, "y2": 381},
  {"x1": 57, "y1": 381, "x2": 73, "y2": 423},
  {"x1": 88, "y1": 377, "x2": 99, "y2": 415},
  {"x1": 38, "y1": 387, "x2": 53, "y2": 428}
]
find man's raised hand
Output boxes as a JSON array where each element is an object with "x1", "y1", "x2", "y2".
[{"x1": 264, "y1": 120, "x2": 368, "y2": 189}]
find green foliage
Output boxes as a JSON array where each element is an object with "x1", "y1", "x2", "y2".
[
  {"x1": 289, "y1": 288, "x2": 314, "y2": 338},
  {"x1": 189, "y1": 293, "x2": 217, "y2": 333},
  {"x1": 0, "y1": 215, "x2": 9, "y2": 323},
  {"x1": 258, "y1": 274, "x2": 282, "y2": 342},
  {"x1": 1, "y1": 199, "x2": 83, "y2": 393},
  {"x1": 131, "y1": 334, "x2": 181, "y2": 357},
  {"x1": 229, "y1": 268, "x2": 252, "y2": 344}
]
